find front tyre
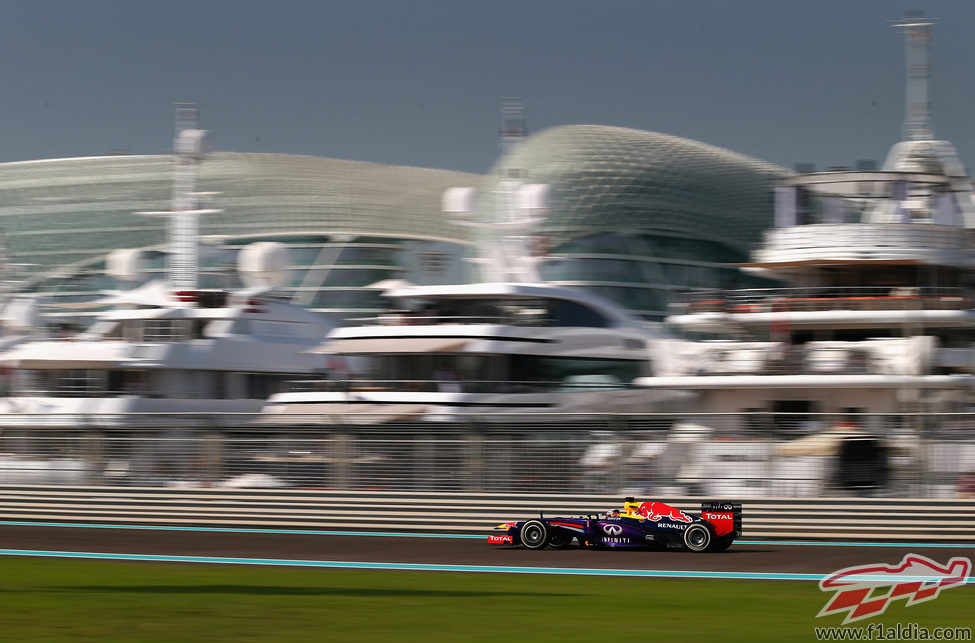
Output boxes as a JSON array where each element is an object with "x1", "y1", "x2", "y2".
[
  {"x1": 683, "y1": 523, "x2": 712, "y2": 552},
  {"x1": 520, "y1": 520, "x2": 550, "y2": 550}
]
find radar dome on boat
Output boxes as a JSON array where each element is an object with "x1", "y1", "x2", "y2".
[
  {"x1": 2, "y1": 297, "x2": 38, "y2": 332},
  {"x1": 442, "y1": 186, "x2": 477, "y2": 217},
  {"x1": 106, "y1": 248, "x2": 143, "y2": 282},
  {"x1": 175, "y1": 129, "x2": 208, "y2": 160},
  {"x1": 237, "y1": 241, "x2": 290, "y2": 288},
  {"x1": 519, "y1": 183, "x2": 551, "y2": 211}
]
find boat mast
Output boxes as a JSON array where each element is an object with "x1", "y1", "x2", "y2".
[
  {"x1": 169, "y1": 104, "x2": 207, "y2": 291},
  {"x1": 443, "y1": 99, "x2": 551, "y2": 283},
  {"x1": 499, "y1": 97, "x2": 527, "y2": 164},
  {"x1": 140, "y1": 104, "x2": 221, "y2": 295},
  {"x1": 893, "y1": 11, "x2": 935, "y2": 142}
]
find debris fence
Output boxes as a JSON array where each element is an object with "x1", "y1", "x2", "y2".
[{"x1": 0, "y1": 412, "x2": 972, "y2": 498}]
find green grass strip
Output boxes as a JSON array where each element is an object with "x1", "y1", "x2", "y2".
[{"x1": 0, "y1": 557, "x2": 972, "y2": 641}]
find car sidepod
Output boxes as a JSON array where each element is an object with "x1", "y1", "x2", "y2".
[{"x1": 590, "y1": 518, "x2": 659, "y2": 548}]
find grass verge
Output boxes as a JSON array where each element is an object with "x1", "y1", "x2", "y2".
[{"x1": 1, "y1": 557, "x2": 972, "y2": 641}]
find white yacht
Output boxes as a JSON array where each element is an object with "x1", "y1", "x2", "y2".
[
  {"x1": 644, "y1": 13, "x2": 975, "y2": 425},
  {"x1": 632, "y1": 15, "x2": 975, "y2": 498},
  {"x1": 0, "y1": 283, "x2": 332, "y2": 425},
  {"x1": 645, "y1": 148, "x2": 975, "y2": 420},
  {"x1": 0, "y1": 109, "x2": 334, "y2": 427},
  {"x1": 264, "y1": 280, "x2": 667, "y2": 422},
  {"x1": 634, "y1": 150, "x2": 975, "y2": 498},
  {"x1": 263, "y1": 102, "x2": 672, "y2": 423}
]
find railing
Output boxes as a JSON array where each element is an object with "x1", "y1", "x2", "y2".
[
  {"x1": 753, "y1": 223, "x2": 971, "y2": 265},
  {"x1": 0, "y1": 487, "x2": 972, "y2": 540},
  {"x1": 672, "y1": 286, "x2": 973, "y2": 314},
  {"x1": 285, "y1": 379, "x2": 632, "y2": 394},
  {"x1": 0, "y1": 412, "x2": 973, "y2": 499},
  {"x1": 351, "y1": 313, "x2": 552, "y2": 327},
  {"x1": 671, "y1": 344, "x2": 877, "y2": 376}
]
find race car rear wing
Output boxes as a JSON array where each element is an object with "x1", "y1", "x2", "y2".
[{"x1": 700, "y1": 501, "x2": 742, "y2": 537}]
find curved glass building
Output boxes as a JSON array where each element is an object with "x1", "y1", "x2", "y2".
[
  {"x1": 0, "y1": 153, "x2": 479, "y2": 319},
  {"x1": 0, "y1": 125, "x2": 790, "y2": 324},
  {"x1": 482, "y1": 125, "x2": 792, "y2": 319}
]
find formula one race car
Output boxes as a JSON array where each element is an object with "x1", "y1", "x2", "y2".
[{"x1": 488, "y1": 497, "x2": 742, "y2": 553}]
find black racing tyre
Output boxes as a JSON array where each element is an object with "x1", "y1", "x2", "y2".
[
  {"x1": 547, "y1": 530, "x2": 573, "y2": 549},
  {"x1": 520, "y1": 520, "x2": 550, "y2": 550},
  {"x1": 683, "y1": 523, "x2": 712, "y2": 552},
  {"x1": 709, "y1": 535, "x2": 735, "y2": 552}
]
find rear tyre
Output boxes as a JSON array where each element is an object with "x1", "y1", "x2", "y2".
[
  {"x1": 709, "y1": 535, "x2": 735, "y2": 552},
  {"x1": 683, "y1": 523, "x2": 712, "y2": 552},
  {"x1": 547, "y1": 530, "x2": 573, "y2": 549},
  {"x1": 520, "y1": 520, "x2": 550, "y2": 550}
]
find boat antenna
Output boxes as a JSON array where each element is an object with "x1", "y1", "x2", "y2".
[
  {"x1": 138, "y1": 103, "x2": 222, "y2": 294},
  {"x1": 442, "y1": 98, "x2": 551, "y2": 282},
  {"x1": 500, "y1": 97, "x2": 527, "y2": 170},
  {"x1": 892, "y1": 11, "x2": 936, "y2": 142}
]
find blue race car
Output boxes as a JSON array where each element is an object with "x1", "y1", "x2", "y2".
[{"x1": 488, "y1": 497, "x2": 742, "y2": 553}]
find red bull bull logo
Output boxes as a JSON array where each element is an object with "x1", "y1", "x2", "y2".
[{"x1": 633, "y1": 501, "x2": 692, "y2": 523}]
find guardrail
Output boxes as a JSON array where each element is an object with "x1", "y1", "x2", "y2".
[{"x1": 0, "y1": 486, "x2": 973, "y2": 541}]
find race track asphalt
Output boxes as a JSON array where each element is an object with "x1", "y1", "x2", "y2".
[{"x1": 1, "y1": 524, "x2": 971, "y2": 574}]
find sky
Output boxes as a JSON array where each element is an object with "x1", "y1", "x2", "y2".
[{"x1": 1, "y1": 1, "x2": 974, "y2": 175}]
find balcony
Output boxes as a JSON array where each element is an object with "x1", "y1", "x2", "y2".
[
  {"x1": 673, "y1": 286, "x2": 972, "y2": 315},
  {"x1": 752, "y1": 223, "x2": 972, "y2": 266},
  {"x1": 663, "y1": 338, "x2": 935, "y2": 378}
]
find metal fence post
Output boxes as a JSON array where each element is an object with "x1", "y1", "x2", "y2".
[
  {"x1": 919, "y1": 410, "x2": 932, "y2": 499},
  {"x1": 610, "y1": 415, "x2": 627, "y2": 495},
  {"x1": 464, "y1": 426, "x2": 484, "y2": 492},
  {"x1": 332, "y1": 433, "x2": 352, "y2": 490},
  {"x1": 414, "y1": 431, "x2": 433, "y2": 490},
  {"x1": 203, "y1": 432, "x2": 223, "y2": 487},
  {"x1": 82, "y1": 432, "x2": 104, "y2": 485},
  {"x1": 333, "y1": 432, "x2": 351, "y2": 490}
]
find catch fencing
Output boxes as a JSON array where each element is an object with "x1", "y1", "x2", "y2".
[{"x1": 0, "y1": 412, "x2": 973, "y2": 499}]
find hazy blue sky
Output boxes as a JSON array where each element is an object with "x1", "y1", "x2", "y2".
[{"x1": 1, "y1": 1, "x2": 974, "y2": 174}]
